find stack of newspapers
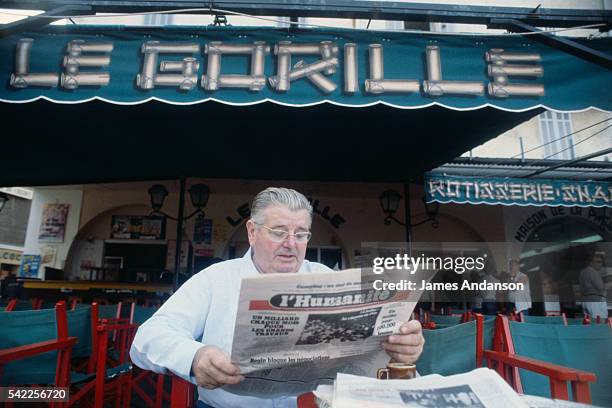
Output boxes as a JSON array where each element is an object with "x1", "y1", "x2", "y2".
[{"x1": 312, "y1": 367, "x2": 595, "y2": 408}]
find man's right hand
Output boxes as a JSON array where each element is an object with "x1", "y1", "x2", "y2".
[{"x1": 191, "y1": 346, "x2": 245, "y2": 389}]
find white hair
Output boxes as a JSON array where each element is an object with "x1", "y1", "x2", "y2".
[{"x1": 250, "y1": 187, "x2": 313, "y2": 225}]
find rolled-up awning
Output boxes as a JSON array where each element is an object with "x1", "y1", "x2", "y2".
[{"x1": 1, "y1": 26, "x2": 610, "y2": 111}]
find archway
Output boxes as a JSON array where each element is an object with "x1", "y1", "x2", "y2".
[{"x1": 65, "y1": 204, "x2": 189, "y2": 281}]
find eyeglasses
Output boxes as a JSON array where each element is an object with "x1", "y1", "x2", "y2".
[{"x1": 259, "y1": 225, "x2": 312, "y2": 243}]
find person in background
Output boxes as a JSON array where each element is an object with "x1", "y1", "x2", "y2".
[
  {"x1": 470, "y1": 270, "x2": 483, "y2": 314},
  {"x1": 580, "y1": 253, "x2": 608, "y2": 319},
  {"x1": 481, "y1": 267, "x2": 500, "y2": 316},
  {"x1": 508, "y1": 259, "x2": 531, "y2": 316}
]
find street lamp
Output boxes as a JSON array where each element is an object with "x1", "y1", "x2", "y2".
[
  {"x1": 379, "y1": 189, "x2": 439, "y2": 228},
  {"x1": 148, "y1": 181, "x2": 212, "y2": 290},
  {"x1": 148, "y1": 183, "x2": 210, "y2": 220},
  {"x1": 0, "y1": 192, "x2": 9, "y2": 213}
]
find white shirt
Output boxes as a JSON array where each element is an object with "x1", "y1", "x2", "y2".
[
  {"x1": 130, "y1": 249, "x2": 333, "y2": 408},
  {"x1": 482, "y1": 274, "x2": 500, "y2": 301},
  {"x1": 509, "y1": 271, "x2": 532, "y2": 313}
]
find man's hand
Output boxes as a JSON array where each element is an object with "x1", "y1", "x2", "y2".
[
  {"x1": 381, "y1": 320, "x2": 425, "y2": 364},
  {"x1": 191, "y1": 346, "x2": 244, "y2": 389}
]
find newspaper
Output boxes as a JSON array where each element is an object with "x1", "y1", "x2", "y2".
[
  {"x1": 225, "y1": 268, "x2": 423, "y2": 397},
  {"x1": 521, "y1": 395, "x2": 602, "y2": 408},
  {"x1": 330, "y1": 368, "x2": 528, "y2": 408},
  {"x1": 315, "y1": 371, "x2": 600, "y2": 408}
]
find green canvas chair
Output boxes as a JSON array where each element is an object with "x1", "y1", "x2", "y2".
[
  {"x1": 132, "y1": 305, "x2": 158, "y2": 325},
  {"x1": 483, "y1": 316, "x2": 496, "y2": 348},
  {"x1": 566, "y1": 317, "x2": 588, "y2": 325},
  {"x1": 98, "y1": 304, "x2": 122, "y2": 320},
  {"x1": 522, "y1": 315, "x2": 567, "y2": 325},
  {"x1": 485, "y1": 315, "x2": 606, "y2": 405},
  {"x1": 510, "y1": 321, "x2": 612, "y2": 406},
  {"x1": 130, "y1": 305, "x2": 166, "y2": 407},
  {"x1": 67, "y1": 305, "x2": 94, "y2": 362},
  {"x1": 417, "y1": 320, "x2": 479, "y2": 376},
  {"x1": 5, "y1": 299, "x2": 33, "y2": 311},
  {"x1": 429, "y1": 314, "x2": 463, "y2": 329},
  {"x1": 0, "y1": 303, "x2": 76, "y2": 387},
  {"x1": 67, "y1": 302, "x2": 136, "y2": 408}
]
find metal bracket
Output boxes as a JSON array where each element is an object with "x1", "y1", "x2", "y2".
[
  {"x1": 488, "y1": 18, "x2": 612, "y2": 69},
  {"x1": 212, "y1": 14, "x2": 228, "y2": 26},
  {"x1": 0, "y1": 5, "x2": 92, "y2": 38}
]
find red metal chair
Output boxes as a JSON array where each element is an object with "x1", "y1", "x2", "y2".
[
  {"x1": 169, "y1": 373, "x2": 320, "y2": 408},
  {"x1": 0, "y1": 301, "x2": 77, "y2": 407},
  {"x1": 518, "y1": 312, "x2": 568, "y2": 325},
  {"x1": 170, "y1": 375, "x2": 196, "y2": 408},
  {"x1": 66, "y1": 302, "x2": 138, "y2": 408},
  {"x1": 484, "y1": 315, "x2": 597, "y2": 404},
  {"x1": 129, "y1": 303, "x2": 172, "y2": 408}
]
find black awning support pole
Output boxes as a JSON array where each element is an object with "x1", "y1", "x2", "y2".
[
  {"x1": 0, "y1": 1, "x2": 609, "y2": 28},
  {"x1": 488, "y1": 19, "x2": 612, "y2": 69},
  {"x1": 404, "y1": 181, "x2": 412, "y2": 255},
  {"x1": 0, "y1": 5, "x2": 92, "y2": 38},
  {"x1": 174, "y1": 176, "x2": 187, "y2": 290}
]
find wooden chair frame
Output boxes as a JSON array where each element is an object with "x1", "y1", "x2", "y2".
[
  {"x1": 128, "y1": 301, "x2": 172, "y2": 408},
  {"x1": 484, "y1": 314, "x2": 597, "y2": 404},
  {"x1": 65, "y1": 302, "x2": 137, "y2": 408},
  {"x1": 0, "y1": 302, "x2": 77, "y2": 408}
]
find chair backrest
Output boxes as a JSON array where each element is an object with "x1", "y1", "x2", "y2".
[
  {"x1": 0, "y1": 308, "x2": 58, "y2": 385},
  {"x1": 566, "y1": 317, "x2": 588, "y2": 325},
  {"x1": 6, "y1": 299, "x2": 33, "y2": 311},
  {"x1": 522, "y1": 315, "x2": 566, "y2": 325},
  {"x1": 417, "y1": 320, "x2": 478, "y2": 376},
  {"x1": 67, "y1": 305, "x2": 93, "y2": 359},
  {"x1": 430, "y1": 314, "x2": 463, "y2": 326},
  {"x1": 509, "y1": 321, "x2": 612, "y2": 406},
  {"x1": 98, "y1": 304, "x2": 120, "y2": 320},
  {"x1": 132, "y1": 306, "x2": 157, "y2": 325},
  {"x1": 483, "y1": 316, "x2": 496, "y2": 351}
]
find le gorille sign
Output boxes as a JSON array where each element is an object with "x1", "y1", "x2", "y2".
[{"x1": 8, "y1": 37, "x2": 543, "y2": 98}]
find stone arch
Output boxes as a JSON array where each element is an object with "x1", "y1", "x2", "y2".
[{"x1": 64, "y1": 204, "x2": 189, "y2": 280}]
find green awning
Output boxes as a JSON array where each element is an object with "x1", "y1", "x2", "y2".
[
  {"x1": 1, "y1": 26, "x2": 610, "y2": 112},
  {"x1": 2, "y1": 26, "x2": 609, "y2": 187}
]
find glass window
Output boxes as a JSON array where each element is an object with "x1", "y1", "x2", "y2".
[{"x1": 538, "y1": 111, "x2": 575, "y2": 160}]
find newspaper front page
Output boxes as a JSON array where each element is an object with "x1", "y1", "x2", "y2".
[
  {"x1": 225, "y1": 268, "x2": 423, "y2": 397},
  {"x1": 331, "y1": 368, "x2": 528, "y2": 408}
]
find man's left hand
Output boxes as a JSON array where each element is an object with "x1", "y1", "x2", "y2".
[{"x1": 381, "y1": 320, "x2": 425, "y2": 364}]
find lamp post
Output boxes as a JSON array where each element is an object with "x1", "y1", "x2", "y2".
[
  {"x1": 0, "y1": 192, "x2": 9, "y2": 213},
  {"x1": 148, "y1": 183, "x2": 210, "y2": 221},
  {"x1": 148, "y1": 179, "x2": 211, "y2": 289},
  {"x1": 379, "y1": 186, "x2": 440, "y2": 244}
]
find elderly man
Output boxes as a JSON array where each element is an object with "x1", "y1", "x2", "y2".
[{"x1": 130, "y1": 187, "x2": 424, "y2": 408}]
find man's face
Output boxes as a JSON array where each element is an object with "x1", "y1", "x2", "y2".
[
  {"x1": 246, "y1": 206, "x2": 311, "y2": 274},
  {"x1": 509, "y1": 262, "x2": 520, "y2": 276},
  {"x1": 591, "y1": 256, "x2": 604, "y2": 271}
]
